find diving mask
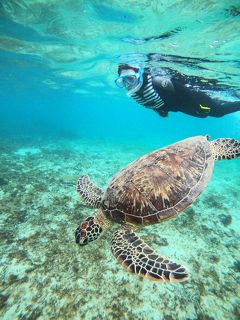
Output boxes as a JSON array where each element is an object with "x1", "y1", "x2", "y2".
[{"x1": 115, "y1": 68, "x2": 143, "y2": 95}]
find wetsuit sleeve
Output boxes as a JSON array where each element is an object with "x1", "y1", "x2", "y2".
[
  {"x1": 151, "y1": 76, "x2": 174, "y2": 117},
  {"x1": 151, "y1": 72, "x2": 240, "y2": 118},
  {"x1": 171, "y1": 80, "x2": 240, "y2": 118}
]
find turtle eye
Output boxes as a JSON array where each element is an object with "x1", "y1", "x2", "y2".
[
  {"x1": 81, "y1": 222, "x2": 88, "y2": 229},
  {"x1": 86, "y1": 216, "x2": 94, "y2": 222},
  {"x1": 75, "y1": 226, "x2": 88, "y2": 244}
]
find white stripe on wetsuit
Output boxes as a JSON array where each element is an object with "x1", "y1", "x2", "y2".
[{"x1": 131, "y1": 75, "x2": 164, "y2": 110}]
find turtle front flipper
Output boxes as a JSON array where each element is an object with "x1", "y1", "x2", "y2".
[
  {"x1": 76, "y1": 175, "x2": 104, "y2": 208},
  {"x1": 111, "y1": 227, "x2": 188, "y2": 282},
  {"x1": 210, "y1": 138, "x2": 240, "y2": 160}
]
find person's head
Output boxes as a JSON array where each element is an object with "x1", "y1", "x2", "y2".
[{"x1": 115, "y1": 64, "x2": 143, "y2": 95}]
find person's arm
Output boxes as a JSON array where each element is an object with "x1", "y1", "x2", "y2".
[
  {"x1": 150, "y1": 76, "x2": 174, "y2": 117},
  {"x1": 152, "y1": 76, "x2": 175, "y2": 93}
]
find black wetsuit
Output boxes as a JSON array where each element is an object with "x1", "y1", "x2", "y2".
[{"x1": 130, "y1": 68, "x2": 240, "y2": 118}]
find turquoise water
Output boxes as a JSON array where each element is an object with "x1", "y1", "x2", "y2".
[{"x1": 0, "y1": 1, "x2": 239, "y2": 319}]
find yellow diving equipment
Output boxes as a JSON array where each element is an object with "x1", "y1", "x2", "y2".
[{"x1": 199, "y1": 104, "x2": 211, "y2": 113}]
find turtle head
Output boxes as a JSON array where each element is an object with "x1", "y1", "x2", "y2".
[{"x1": 75, "y1": 215, "x2": 103, "y2": 245}]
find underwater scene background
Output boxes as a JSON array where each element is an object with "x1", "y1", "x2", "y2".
[{"x1": 0, "y1": 1, "x2": 239, "y2": 319}]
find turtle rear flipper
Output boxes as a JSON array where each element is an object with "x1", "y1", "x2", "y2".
[
  {"x1": 211, "y1": 138, "x2": 240, "y2": 160},
  {"x1": 77, "y1": 175, "x2": 104, "y2": 208},
  {"x1": 111, "y1": 227, "x2": 188, "y2": 282}
]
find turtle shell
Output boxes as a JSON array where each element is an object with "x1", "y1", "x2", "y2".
[{"x1": 102, "y1": 136, "x2": 214, "y2": 225}]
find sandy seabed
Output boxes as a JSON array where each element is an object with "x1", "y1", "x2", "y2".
[{"x1": 0, "y1": 136, "x2": 239, "y2": 320}]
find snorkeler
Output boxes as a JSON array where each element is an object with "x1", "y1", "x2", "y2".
[{"x1": 115, "y1": 64, "x2": 240, "y2": 118}]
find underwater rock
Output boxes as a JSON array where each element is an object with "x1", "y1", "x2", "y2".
[
  {"x1": 218, "y1": 214, "x2": 232, "y2": 227},
  {"x1": 197, "y1": 313, "x2": 215, "y2": 320},
  {"x1": 232, "y1": 260, "x2": 240, "y2": 273},
  {"x1": 155, "y1": 236, "x2": 169, "y2": 246},
  {"x1": 0, "y1": 177, "x2": 8, "y2": 186},
  {"x1": 8, "y1": 274, "x2": 19, "y2": 285},
  {"x1": 18, "y1": 307, "x2": 41, "y2": 320},
  {"x1": 0, "y1": 294, "x2": 9, "y2": 310},
  {"x1": 0, "y1": 228, "x2": 15, "y2": 244},
  {"x1": 208, "y1": 254, "x2": 220, "y2": 264},
  {"x1": 233, "y1": 305, "x2": 240, "y2": 318},
  {"x1": 227, "y1": 6, "x2": 240, "y2": 16},
  {"x1": 204, "y1": 194, "x2": 225, "y2": 210}
]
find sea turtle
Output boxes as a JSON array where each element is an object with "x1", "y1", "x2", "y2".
[{"x1": 75, "y1": 136, "x2": 239, "y2": 282}]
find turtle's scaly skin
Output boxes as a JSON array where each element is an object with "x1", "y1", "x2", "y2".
[
  {"x1": 102, "y1": 136, "x2": 214, "y2": 225},
  {"x1": 111, "y1": 226, "x2": 188, "y2": 282},
  {"x1": 77, "y1": 175, "x2": 103, "y2": 208}
]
